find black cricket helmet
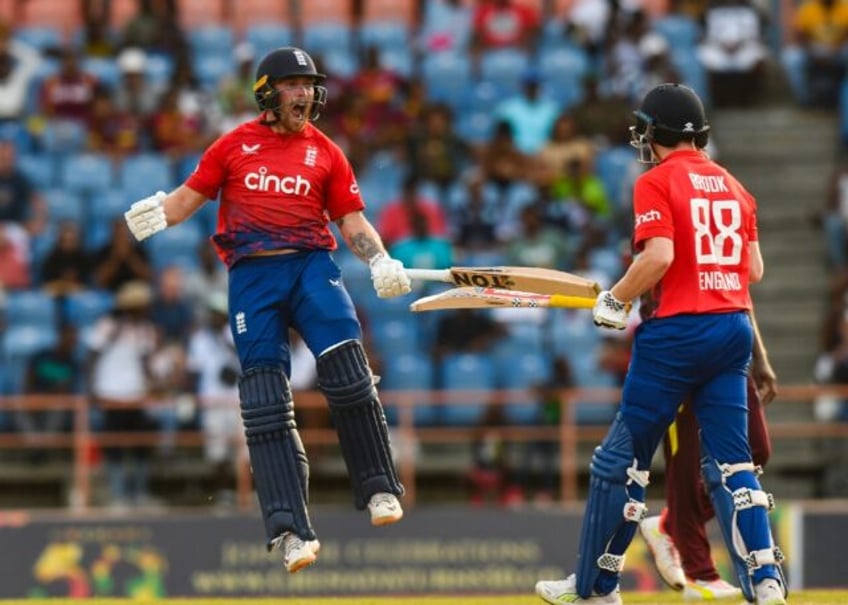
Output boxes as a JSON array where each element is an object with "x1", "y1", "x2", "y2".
[
  {"x1": 253, "y1": 46, "x2": 327, "y2": 118},
  {"x1": 630, "y1": 83, "x2": 709, "y2": 161}
]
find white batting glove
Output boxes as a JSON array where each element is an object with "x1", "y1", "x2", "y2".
[
  {"x1": 369, "y1": 253, "x2": 412, "y2": 298},
  {"x1": 593, "y1": 290, "x2": 631, "y2": 330},
  {"x1": 124, "y1": 191, "x2": 168, "y2": 241}
]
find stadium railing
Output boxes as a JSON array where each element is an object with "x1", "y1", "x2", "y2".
[{"x1": 1, "y1": 385, "x2": 847, "y2": 510}]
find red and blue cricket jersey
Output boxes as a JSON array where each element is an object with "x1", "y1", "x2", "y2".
[
  {"x1": 632, "y1": 149, "x2": 758, "y2": 319},
  {"x1": 186, "y1": 119, "x2": 364, "y2": 267}
]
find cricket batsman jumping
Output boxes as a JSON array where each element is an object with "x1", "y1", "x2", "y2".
[{"x1": 123, "y1": 46, "x2": 411, "y2": 574}]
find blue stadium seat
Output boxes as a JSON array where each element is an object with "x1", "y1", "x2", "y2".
[
  {"x1": 439, "y1": 352, "x2": 497, "y2": 426},
  {"x1": 86, "y1": 188, "x2": 130, "y2": 250},
  {"x1": 63, "y1": 289, "x2": 115, "y2": 328},
  {"x1": 321, "y1": 49, "x2": 360, "y2": 79},
  {"x1": 0, "y1": 324, "x2": 58, "y2": 394},
  {"x1": 0, "y1": 121, "x2": 33, "y2": 153},
  {"x1": 82, "y1": 57, "x2": 121, "y2": 89},
  {"x1": 188, "y1": 25, "x2": 235, "y2": 60},
  {"x1": 359, "y1": 20, "x2": 409, "y2": 53},
  {"x1": 58, "y1": 153, "x2": 113, "y2": 195},
  {"x1": 303, "y1": 22, "x2": 354, "y2": 57},
  {"x1": 538, "y1": 46, "x2": 589, "y2": 107},
  {"x1": 42, "y1": 188, "x2": 85, "y2": 224},
  {"x1": 119, "y1": 153, "x2": 175, "y2": 201},
  {"x1": 422, "y1": 52, "x2": 472, "y2": 108},
  {"x1": 146, "y1": 220, "x2": 203, "y2": 272},
  {"x1": 13, "y1": 26, "x2": 62, "y2": 51},
  {"x1": 455, "y1": 110, "x2": 494, "y2": 145},
  {"x1": 652, "y1": 15, "x2": 700, "y2": 50},
  {"x1": 567, "y1": 348, "x2": 619, "y2": 425},
  {"x1": 371, "y1": 316, "x2": 419, "y2": 360},
  {"x1": 379, "y1": 47, "x2": 414, "y2": 78},
  {"x1": 144, "y1": 54, "x2": 175, "y2": 88},
  {"x1": 381, "y1": 353, "x2": 438, "y2": 426},
  {"x1": 245, "y1": 23, "x2": 294, "y2": 58},
  {"x1": 193, "y1": 54, "x2": 235, "y2": 90},
  {"x1": 41, "y1": 119, "x2": 87, "y2": 155},
  {"x1": 479, "y1": 48, "x2": 530, "y2": 97},
  {"x1": 4, "y1": 289, "x2": 57, "y2": 328},
  {"x1": 16, "y1": 152, "x2": 56, "y2": 186},
  {"x1": 496, "y1": 349, "x2": 551, "y2": 425},
  {"x1": 594, "y1": 145, "x2": 638, "y2": 209}
]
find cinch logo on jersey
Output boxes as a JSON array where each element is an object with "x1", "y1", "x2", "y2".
[
  {"x1": 688, "y1": 173, "x2": 728, "y2": 193},
  {"x1": 635, "y1": 209, "x2": 661, "y2": 228},
  {"x1": 244, "y1": 167, "x2": 312, "y2": 195}
]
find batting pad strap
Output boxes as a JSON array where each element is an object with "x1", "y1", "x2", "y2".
[
  {"x1": 732, "y1": 488, "x2": 775, "y2": 511},
  {"x1": 317, "y1": 340, "x2": 403, "y2": 509},
  {"x1": 720, "y1": 462, "x2": 758, "y2": 477},
  {"x1": 597, "y1": 553, "x2": 626, "y2": 573},
  {"x1": 746, "y1": 547, "x2": 785, "y2": 571},
  {"x1": 623, "y1": 499, "x2": 648, "y2": 522}
]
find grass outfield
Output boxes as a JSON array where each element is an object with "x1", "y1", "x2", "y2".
[{"x1": 0, "y1": 593, "x2": 846, "y2": 605}]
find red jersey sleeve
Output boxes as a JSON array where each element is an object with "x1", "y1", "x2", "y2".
[
  {"x1": 323, "y1": 140, "x2": 364, "y2": 220},
  {"x1": 185, "y1": 135, "x2": 228, "y2": 199},
  {"x1": 632, "y1": 172, "x2": 673, "y2": 249}
]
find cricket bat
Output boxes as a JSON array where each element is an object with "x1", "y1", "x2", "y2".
[
  {"x1": 409, "y1": 287, "x2": 597, "y2": 312},
  {"x1": 405, "y1": 266, "x2": 601, "y2": 298}
]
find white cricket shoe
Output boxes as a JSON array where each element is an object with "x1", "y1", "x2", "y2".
[
  {"x1": 684, "y1": 578, "x2": 742, "y2": 600},
  {"x1": 535, "y1": 573, "x2": 623, "y2": 605},
  {"x1": 271, "y1": 532, "x2": 320, "y2": 573},
  {"x1": 639, "y1": 515, "x2": 686, "y2": 590},
  {"x1": 754, "y1": 578, "x2": 786, "y2": 605},
  {"x1": 368, "y1": 492, "x2": 403, "y2": 526}
]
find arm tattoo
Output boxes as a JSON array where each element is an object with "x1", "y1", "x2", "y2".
[{"x1": 349, "y1": 232, "x2": 382, "y2": 262}]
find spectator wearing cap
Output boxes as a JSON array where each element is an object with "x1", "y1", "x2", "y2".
[
  {"x1": 86, "y1": 280, "x2": 160, "y2": 508},
  {"x1": 114, "y1": 47, "x2": 161, "y2": 123},
  {"x1": 493, "y1": 69, "x2": 561, "y2": 155}
]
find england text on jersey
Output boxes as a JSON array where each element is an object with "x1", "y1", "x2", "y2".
[{"x1": 699, "y1": 270, "x2": 742, "y2": 291}]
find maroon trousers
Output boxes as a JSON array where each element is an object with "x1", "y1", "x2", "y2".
[{"x1": 661, "y1": 376, "x2": 772, "y2": 582}]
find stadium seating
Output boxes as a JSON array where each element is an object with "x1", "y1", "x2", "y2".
[
  {"x1": 145, "y1": 220, "x2": 204, "y2": 272},
  {"x1": 4, "y1": 289, "x2": 57, "y2": 329},
  {"x1": 58, "y1": 153, "x2": 114, "y2": 195},
  {"x1": 118, "y1": 153, "x2": 175, "y2": 201},
  {"x1": 479, "y1": 48, "x2": 531, "y2": 98},
  {"x1": 362, "y1": 0, "x2": 417, "y2": 26},
  {"x1": 0, "y1": 324, "x2": 59, "y2": 394},
  {"x1": 381, "y1": 353, "x2": 438, "y2": 426},
  {"x1": 15, "y1": 1, "x2": 80, "y2": 38},
  {"x1": 40, "y1": 119, "x2": 87, "y2": 156},
  {"x1": 245, "y1": 23, "x2": 294, "y2": 58},
  {"x1": 594, "y1": 145, "x2": 638, "y2": 209},
  {"x1": 652, "y1": 14, "x2": 700, "y2": 50},
  {"x1": 16, "y1": 152, "x2": 56, "y2": 186},
  {"x1": 82, "y1": 57, "x2": 122, "y2": 90},
  {"x1": 42, "y1": 188, "x2": 85, "y2": 224},
  {"x1": 439, "y1": 352, "x2": 497, "y2": 426},
  {"x1": 371, "y1": 316, "x2": 420, "y2": 360},
  {"x1": 62, "y1": 289, "x2": 115, "y2": 328},
  {"x1": 494, "y1": 347, "x2": 551, "y2": 425},
  {"x1": 188, "y1": 25, "x2": 235, "y2": 60},
  {"x1": 193, "y1": 54, "x2": 235, "y2": 90},
  {"x1": 302, "y1": 22, "x2": 355, "y2": 57},
  {"x1": 421, "y1": 52, "x2": 473, "y2": 108},
  {"x1": 359, "y1": 21, "x2": 410, "y2": 54}
]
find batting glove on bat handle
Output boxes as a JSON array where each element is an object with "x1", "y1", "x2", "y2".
[
  {"x1": 369, "y1": 253, "x2": 412, "y2": 298},
  {"x1": 593, "y1": 290, "x2": 631, "y2": 330},
  {"x1": 124, "y1": 191, "x2": 168, "y2": 242}
]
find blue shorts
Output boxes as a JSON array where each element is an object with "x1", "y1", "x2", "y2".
[
  {"x1": 620, "y1": 311, "x2": 754, "y2": 467},
  {"x1": 228, "y1": 251, "x2": 361, "y2": 374}
]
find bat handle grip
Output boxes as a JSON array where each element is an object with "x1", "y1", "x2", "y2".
[{"x1": 405, "y1": 268, "x2": 449, "y2": 282}]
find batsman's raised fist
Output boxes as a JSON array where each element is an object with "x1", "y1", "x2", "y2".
[
  {"x1": 593, "y1": 290, "x2": 631, "y2": 330},
  {"x1": 124, "y1": 191, "x2": 167, "y2": 241},
  {"x1": 369, "y1": 253, "x2": 412, "y2": 298}
]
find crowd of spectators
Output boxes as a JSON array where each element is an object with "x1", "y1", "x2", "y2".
[{"x1": 0, "y1": 0, "x2": 793, "y2": 507}]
